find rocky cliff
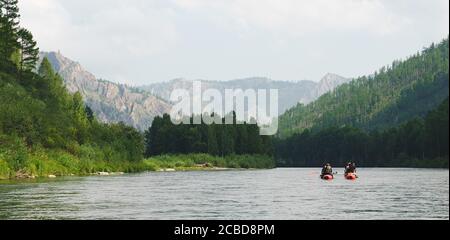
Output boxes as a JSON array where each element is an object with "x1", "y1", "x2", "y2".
[{"x1": 39, "y1": 52, "x2": 171, "y2": 131}]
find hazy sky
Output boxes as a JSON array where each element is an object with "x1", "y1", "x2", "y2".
[{"x1": 19, "y1": 0, "x2": 449, "y2": 85}]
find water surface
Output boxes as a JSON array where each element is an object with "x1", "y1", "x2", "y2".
[{"x1": 0, "y1": 168, "x2": 448, "y2": 220}]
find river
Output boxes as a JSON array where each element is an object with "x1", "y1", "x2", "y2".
[{"x1": 0, "y1": 168, "x2": 448, "y2": 220}]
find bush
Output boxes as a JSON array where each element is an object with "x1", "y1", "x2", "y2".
[
  {"x1": 0, "y1": 158, "x2": 11, "y2": 179},
  {"x1": 0, "y1": 134, "x2": 29, "y2": 171}
]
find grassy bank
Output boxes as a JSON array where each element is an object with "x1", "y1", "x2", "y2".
[
  {"x1": 143, "y1": 154, "x2": 275, "y2": 171},
  {"x1": 0, "y1": 134, "x2": 150, "y2": 180},
  {"x1": 0, "y1": 139, "x2": 275, "y2": 179},
  {"x1": 0, "y1": 148, "x2": 151, "y2": 180}
]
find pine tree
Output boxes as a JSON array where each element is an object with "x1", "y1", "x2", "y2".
[
  {"x1": 247, "y1": 123, "x2": 262, "y2": 154},
  {"x1": 207, "y1": 126, "x2": 219, "y2": 156},
  {"x1": 0, "y1": 0, "x2": 19, "y2": 22},
  {"x1": 85, "y1": 105, "x2": 94, "y2": 122},
  {"x1": 17, "y1": 28, "x2": 39, "y2": 72},
  {"x1": 235, "y1": 124, "x2": 248, "y2": 154},
  {"x1": 72, "y1": 92, "x2": 89, "y2": 143},
  {"x1": 0, "y1": 0, "x2": 20, "y2": 61},
  {"x1": 222, "y1": 126, "x2": 235, "y2": 156},
  {"x1": 38, "y1": 57, "x2": 54, "y2": 78}
]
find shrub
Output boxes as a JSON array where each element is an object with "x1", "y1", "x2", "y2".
[
  {"x1": 0, "y1": 158, "x2": 11, "y2": 179},
  {"x1": 0, "y1": 134, "x2": 29, "y2": 171},
  {"x1": 144, "y1": 154, "x2": 275, "y2": 171}
]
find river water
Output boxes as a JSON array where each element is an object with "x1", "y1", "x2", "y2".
[{"x1": 0, "y1": 168, "x2": 448, "y2": 220}]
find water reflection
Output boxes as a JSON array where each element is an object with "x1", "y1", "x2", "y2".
[{"x1": 0, "y1": 169, "x2": 448, "y2": 220}]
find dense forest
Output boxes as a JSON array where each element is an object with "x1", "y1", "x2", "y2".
[
  {"x1": 276, "y1": 98, "x2": 449, "y2": 168},
  {"x1": 1, "y1": 0, "x2": 146, "y2": 179},
  {"x1": 276, "y1": 39, "x2": 449, "y2": 168},
  {"x1": 278, "y1": 38, "x2": 449, "y2": 138},
  {"x1": 144, "y1": 113, "x2": 273, "y2": 157}
]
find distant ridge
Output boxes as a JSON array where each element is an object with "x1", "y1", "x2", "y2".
[
  {"x1": 39, "y1": 52, "x2": 351, "y2": 129},
  {"x1": 139, "y1": 74, "x2": 350, "y2": 115},
  {"x1": 39, "y1": 52, "x2": 171, "y2": 131}
]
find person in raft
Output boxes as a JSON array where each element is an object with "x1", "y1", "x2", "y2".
[
  {"x1": 345, "y1": 162, "x2": 357, "y2": 174},
  {"x1": 321, "y1": 163, "x2": 333, "y2": 177}
]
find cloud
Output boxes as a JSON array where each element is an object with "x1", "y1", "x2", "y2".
[
  {"x1": 171, "y1": 0, "x2": 413, "y2": 36},
  {"x1": 19, "y1": 0, "x2": 179, "y2": 84},
  {"x1": 18, "y1": 0, "x2": 449, "y2": 85}
]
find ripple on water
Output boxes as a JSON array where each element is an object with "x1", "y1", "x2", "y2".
[{"x1": 0, "y1": 168, "x2": 448, "y2": 220}]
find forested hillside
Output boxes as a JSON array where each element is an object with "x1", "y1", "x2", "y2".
[
  {"x1": 275, "y1": 98, "x2": 449, "y2": 168},
  {"x1": 278, "y1": 38, "x2": 449, "y2": 138},
  {"x1": 1, "y1": 1, "x2": 146, "y2": 179}
]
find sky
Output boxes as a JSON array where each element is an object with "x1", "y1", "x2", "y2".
[{"x1": 19, "y1": 0, "x2": 449, "y2": 85}]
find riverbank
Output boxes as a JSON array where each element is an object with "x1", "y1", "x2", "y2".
[
  {"x1": 144, "y1": 154, "x2": 275, "y2": 171},
  {"x1": 0, "y1": 149, "x2": 150, "y2": 180},
  {"x1": 0, "y1": 151, "x2": 275, "y2": 180}
]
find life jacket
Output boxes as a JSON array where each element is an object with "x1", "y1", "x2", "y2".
[{"x1": 346, "y1": 165, "x2": 355, "y2": 173}]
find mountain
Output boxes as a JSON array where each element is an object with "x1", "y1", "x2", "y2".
[
  {"x1": 315, "y1": 73, "x2": 350, "y2": 97},
  {"x1": 39, "y1": 52, "x2": 348, "y2": 129},
  {"x1": 39, "y1": 52, "x2": 171, "y2": 131},
  {"x1": 278, "y1": 38, "x2": 449, "y2": 138},
  {"x1": 139, "y1": 74, "x2": 350, "y2": 115}
]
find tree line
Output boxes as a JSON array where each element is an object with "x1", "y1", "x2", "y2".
[
  {"x1": 275, "y1": 98, "x2": 449, "y2": 168},
  {"x1": 144, "y1": 113, "x2": 273, "y2": 157}
]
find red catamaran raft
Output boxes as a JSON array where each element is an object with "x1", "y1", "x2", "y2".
[
  {"x1": 321, "y1": 174, "x2": 334, "y2": 180},
  {"x1": 345, "y1": 173, "x2": 357, "y2": 180}
]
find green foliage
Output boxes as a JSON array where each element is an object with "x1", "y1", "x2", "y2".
[
  {"x1": 279, "y1": 38, "x2": 449, "y2": 138},
  {"x1": 37, "y1": 57, "x2": 53, "y2": 78},
  {"x1": 0, "y1": 68, "x2": 146, "y2": 179},
  {"x1": 0, "y1": 158, "x2": 10, "y2": 179},
  {"x1": 0, "y1": 134, "x2": 28, "y2": 171},
  {"x1": 0, "y1": 144, "x2": 151, "y2": 179},
  {"x1": 144, "y1": 114, "x2": 272, "y2": 158},
  {"x1": 0, "y1": 1, "x2": 145, "y2": 179},
  {"x1": 0, "y1": 0, "x2": 20, "y2": 63},
  {"x1": 207, "y1": 126, "x2": 219, "y2": 155},
  {"x1": 85, "y1": 105, "x2": 94, "y2": 122},
  {"x1": 17, "y1": 28, "x2": 38, "y2": 72},
  {"x1": 275, "y1": 98, "x2": 449, "y2": 168},
  {"x1": 144, "y1": 153, "x2": 275, "y2": 170},
  {"x1": 275, "y1": 38, "x2": 449, "y2": 168},
  {"x1": 1, "y1": 1, "x2": 38, "y2": 74}
]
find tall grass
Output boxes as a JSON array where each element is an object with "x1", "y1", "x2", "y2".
[
  {"x1": 0, "y1": 135, "x2": 152, "y2": 179},
  {"x1": 144, "y1": 153, "x2": 275, "y2": 171},
  {"x1": 0, "y1": 134, "x2": 275, "y2": 180}
]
